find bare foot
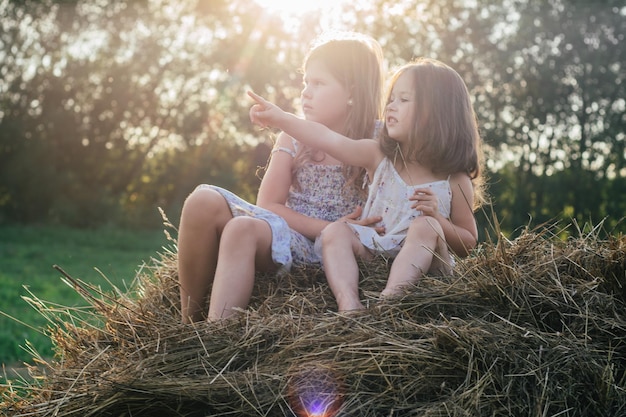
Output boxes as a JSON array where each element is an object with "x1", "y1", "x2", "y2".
[{"x1": 337, "y1": 307, "x2": 369, "y2": 319}]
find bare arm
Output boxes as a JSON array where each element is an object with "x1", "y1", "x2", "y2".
[
  {"x1": 410, "y1": 173, "x2": 478, "y2": 256},
  {"x1": 248, "y1": 90, "x2": 382, "y2": 174},
  {"x1": 440, "y1": 174, "x2": 478, "y2": 256},
  {"x1": 256, "y1": 132, "x2": 335, "y2": 240}
]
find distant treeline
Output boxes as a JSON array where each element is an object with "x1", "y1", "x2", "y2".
[{"x1": 1, "y1": 0, "x2": 624, "y2": 238}]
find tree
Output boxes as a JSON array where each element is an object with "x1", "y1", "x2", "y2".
[
  {"x1": 0, "y1": 0, "x2": 318, "y2": 227},
  {"x1": 482, "y1": 0, "x2": 626, "y2": 232},
  {"x1": 1, "y1": 0, "x2": 623, "y2": 235}
]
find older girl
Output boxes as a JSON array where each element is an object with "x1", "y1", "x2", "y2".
[{"x1": 178, "y1": 32, "x2": 385, "y2": 321}]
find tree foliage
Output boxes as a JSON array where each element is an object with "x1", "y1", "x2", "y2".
[{"x1": 0, "y1": 0, "x2": 624, "y2": 235}]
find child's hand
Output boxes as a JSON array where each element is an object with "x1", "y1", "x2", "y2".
[
  {"x1": 339, "y1": 206, "x2": 385, "y2": 235},
  {"x1": 248, "y1": 90, "x2": 283, "y2": 129},
  {"x1": 409, "y1": 188, "x2": 439, "y2": 218},
  {"x1": 249, "y1": 105, "x2": 265, "y2": 128}
]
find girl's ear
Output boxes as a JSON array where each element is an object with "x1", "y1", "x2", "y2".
[{"x1": 347, "y1": 85, "x2": 356, "y2": 106}]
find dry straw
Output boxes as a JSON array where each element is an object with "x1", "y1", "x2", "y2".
[{"x1": 1, "y1": 220, "x2": 625, "y2": 416}]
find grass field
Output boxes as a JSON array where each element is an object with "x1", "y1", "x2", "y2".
[{"x1": 0, "y1": 224, "x2": 170, "y2": 368}]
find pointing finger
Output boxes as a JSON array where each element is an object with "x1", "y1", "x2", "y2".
[{"x1": 247, "y1": 90, "x2": 268, "y2": 106}]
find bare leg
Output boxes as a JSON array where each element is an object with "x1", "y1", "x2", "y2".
[
  {"x1": 382, "y1": 216, "x2": 448, "y2": 297},
  {"x1": 319, "y1": 222, "x2": 371, "y2": 312},
  {"x1": 177, "y1": 187, "x2": 233, "y2": 323},
  {"x1": 207, "y1": 216, "x2": 275, "y2": 320}
]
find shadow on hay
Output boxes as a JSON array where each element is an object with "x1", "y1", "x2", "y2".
[{"x1": 1, "y1": 223, "x2": 626, "y2": 416}]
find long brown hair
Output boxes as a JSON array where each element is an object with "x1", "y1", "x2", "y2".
[
  {"x1": 293, "y1": 32, "x2": 384, "y2": 192},
  {"x1": 380, "y1": 58, "x2": 486, "y2": 207}
]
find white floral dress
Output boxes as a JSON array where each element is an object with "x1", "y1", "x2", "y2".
[
  {"x1": 200, "y1": 143, "x2": 363, "y2": 272},
  {"x1": 340, "y1": 157, "x2": 452, "y2": 258}
]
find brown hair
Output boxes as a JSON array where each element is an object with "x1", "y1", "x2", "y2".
[
  {"x1": 293, "y1": 32, "x2": 384, "y2": 192},
  {"x1": 380, "y1": 58, "x2": 485, "y2": 207}
]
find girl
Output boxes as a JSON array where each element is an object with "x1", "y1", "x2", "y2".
[
  {"x1": 177, "y1": 32, "x2": 385, "y2": 321},
  {"x1": 249, "y1": 57, "x2": 486, "y2": 312}
]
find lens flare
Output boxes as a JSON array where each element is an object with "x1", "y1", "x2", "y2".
[{"x1": 288, "y1": 364, "x2": 344, "y2": 417}]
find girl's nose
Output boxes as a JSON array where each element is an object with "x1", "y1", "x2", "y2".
[{"x1": 301, "y1": 85, "x2": 312, "y2": 99}]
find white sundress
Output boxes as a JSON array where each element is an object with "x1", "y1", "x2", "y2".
[
  {"x1": 199, "y1": 143, "x2": 363, "y2": 272},
  {"x1": 341, "y1": 157, "x2": 453, "y2": 258}
]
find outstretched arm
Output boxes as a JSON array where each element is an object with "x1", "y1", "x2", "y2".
[{"x1": 248, "y1": 91, "x2": 381, "y2": 173}]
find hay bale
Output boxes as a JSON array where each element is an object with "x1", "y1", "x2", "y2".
[{"x1": 1, "y1": 225, "x2": 626, "y2": 416}]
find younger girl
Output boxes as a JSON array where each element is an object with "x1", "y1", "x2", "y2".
[
  {"x1": 249, "y1": 57, "x2": 485, "y2": 312},
  {"x1": 178, "y1": 32, "x2": 385, "y2": 321}
]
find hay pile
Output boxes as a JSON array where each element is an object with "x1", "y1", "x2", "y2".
[{"x1": 1, "y1": 224, "x2": 626, "y2": 416}]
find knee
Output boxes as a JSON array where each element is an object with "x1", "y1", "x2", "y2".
[
  {"x1": 222, "y1": 216, "x2": 266, "y2": 245},
  {"x1": 319, "y1": 221, "x2": 352, "y2": 247},
  {"x1": 407, "y1": 216, "x2": 443, "y2": 241},
  {"x1": 181, "y1": 187, "x2": 228, "y2": 224}
]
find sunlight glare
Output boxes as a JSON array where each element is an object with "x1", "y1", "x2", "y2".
[{"x1": 253, "y1": 0, "x2": 342, "y2": 19}]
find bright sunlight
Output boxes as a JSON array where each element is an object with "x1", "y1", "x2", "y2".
[
  {"x1": 252, "y1": 0, "x2": 352, "y2": 31},
  {"x1": 253, "y1": 0, "x2": 343, "y2": 17}
]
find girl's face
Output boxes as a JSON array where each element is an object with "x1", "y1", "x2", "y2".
[
  {"x1": 300, "y1": 59, "x2": 352, "y2": 133},
  {"x1": 385, "y1": 71, "x2": 415, "y2": 144}
]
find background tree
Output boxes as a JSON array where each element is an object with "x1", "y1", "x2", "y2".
[
  {"x1": 487, "y1": 0, "x2": 626, "y2": 233},
  {"x1": 0, "y1": 0, "x2": 623, "y2": 236}
]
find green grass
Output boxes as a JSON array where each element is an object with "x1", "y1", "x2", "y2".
[{"x1": 0, "y1": 224, "x2": 170, "y2": 368}]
